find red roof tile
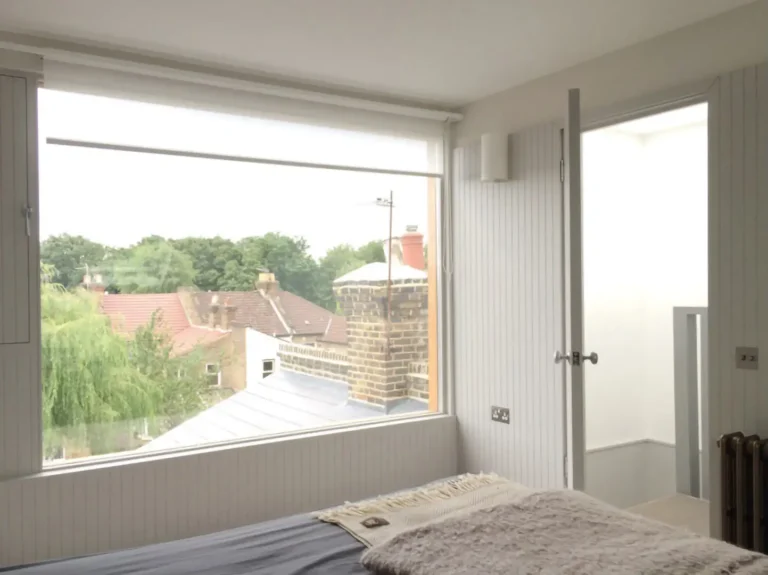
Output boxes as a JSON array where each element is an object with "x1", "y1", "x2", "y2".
[
  {"x1": 101, "y1": 294, "x2": 189, "y2": 336},
  {"x1": 193, "y1": 291, "x2": 288, "y2": 336},
  {"x1": 172, "y1": 326, "x2": 228, "y2": 355},
  {"x1": 101, "y1": 293, "x2": 228, "y2": 355}
]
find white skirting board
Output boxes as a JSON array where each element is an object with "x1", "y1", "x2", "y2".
[{"x1": 0, "y1": 415, "x2": 457, "y2": 567}]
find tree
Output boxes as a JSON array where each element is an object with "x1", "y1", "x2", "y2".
[
  {"x1": 222, "y1": 233, "x2": 321, "y2": 303},
  {"x1": 315, "y1": 241, "x2": 387, "y2": 310},
  {"x1": 41, "y1": 268, "x2": 211, "y2": 457},
  {"x1": 112, "y1": 240, "x2": 196, "y2": 293},
  {"x1": 170, "y1": 236, "x2": 242, "y2": 292},
  {"x1": 40, "y1": 235, "x2": 107, "y2": 289},
  {"x1": 320, "y1": 244, "x2": 365, "y2": 279},
  {"x1": 356, "y1": 240, "x2": 386, "y2": 264}
]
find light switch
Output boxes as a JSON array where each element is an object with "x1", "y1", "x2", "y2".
[{"x1": 736, "y1": 347, "x2": 759, "y2": 370}]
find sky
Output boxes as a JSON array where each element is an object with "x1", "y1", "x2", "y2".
[{"x1": 37, "y1": 89, "x2": 433, "y2": 259}]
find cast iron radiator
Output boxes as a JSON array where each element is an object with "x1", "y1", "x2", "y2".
[{"x1": 719, "y1": 431, "x2": 768, "y2": 551}]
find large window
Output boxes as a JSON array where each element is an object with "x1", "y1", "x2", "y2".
[{"x1": 38, "y1": 89, "x2": 440, "y2": 464}]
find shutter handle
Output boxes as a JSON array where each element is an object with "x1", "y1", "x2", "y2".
[{"x1": 22, "y1": 205, "x2": 33, "y2": 236}]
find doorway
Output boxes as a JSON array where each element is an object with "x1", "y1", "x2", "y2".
[{"x1": 580, "y1": 103, "x2": 709, "y2": 533}]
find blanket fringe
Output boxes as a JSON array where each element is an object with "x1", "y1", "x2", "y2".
[{"x1": 315, "y1": 473, "x2": 507, "y2": 523}]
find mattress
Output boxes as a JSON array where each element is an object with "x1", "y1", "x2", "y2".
[{"x1": 3, "y1": 513, "x2": 367, "y2": 574}]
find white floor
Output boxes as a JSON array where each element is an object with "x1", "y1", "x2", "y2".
[{"x1": 628, "y1": 494, "x2": 710, "y2": 536}]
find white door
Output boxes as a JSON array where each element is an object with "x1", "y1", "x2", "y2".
[{"x1": 561, "y1": 88, "x2": 589, "y2": 490}]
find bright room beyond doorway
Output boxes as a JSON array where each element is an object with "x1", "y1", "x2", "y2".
[{"x1": 582, "y1": 103, "x2": 709, "y2": 533}]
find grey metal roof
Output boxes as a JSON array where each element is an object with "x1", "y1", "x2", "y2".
[{"x1": 140, "y1": 370, "x2": 427, "y2": 452}]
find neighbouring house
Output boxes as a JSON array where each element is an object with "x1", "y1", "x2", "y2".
[
  {"x1": 187, "y1": 272, "x2": 349, "y2": 347},
  {"x1": 99, "y1": 291, "x2": 235, "y2": 387},
  {"x1": 182, "y1": 271, "x2": 350, "y2": 387},
  {"x1": 141, "y1": 252, "x2": 431, "y2": 451},
  {"x1": 94, "y1": 270, "x2": 352, "y2": 393}
]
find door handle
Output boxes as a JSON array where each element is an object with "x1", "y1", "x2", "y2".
[{"x1": 554, "y1": 351, "x2": 598, "y2": 366}]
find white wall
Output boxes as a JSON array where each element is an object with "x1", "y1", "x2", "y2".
[
  {"x1": 453, "y1": 125, "x2": 566, "y2": 488},
  {"x1": 583, "y1": 119, "x2": 707, "y2": 451},
  {"x1": 456, "y1": 0, "x2": 768, "y2": 143},
  {"x1": 642, "y1": 123, "x2": 708, "y2": 444},
  {"x1": 582, "y1": 129, "x2": 648, "y2": 449},
  {"x1": 245, "y1": 328, "x2": 281, "y2": 387}
]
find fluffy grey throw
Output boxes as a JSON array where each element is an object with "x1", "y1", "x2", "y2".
[{"x1": 362, "y1": 489, "x2": 768, "y2": 575}]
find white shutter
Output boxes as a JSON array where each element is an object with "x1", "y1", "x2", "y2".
[{"x1": 0, "y1": 73, "x2": 30, "y2": 344}]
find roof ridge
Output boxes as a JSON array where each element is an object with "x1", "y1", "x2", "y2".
[{"x1": 267, "y1": 292, "x2": 293, "y2": 336}]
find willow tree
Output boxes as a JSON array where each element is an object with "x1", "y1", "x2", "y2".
[{"x1": 41, "y1": 269, "x2": 211, "y2": 457}]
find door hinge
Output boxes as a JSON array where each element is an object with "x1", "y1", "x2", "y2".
[
  {"x1": 563, "y1": 454, "x2": 569, "y2": 486},
  {"x1": 559, "y1": 158, "x2": 565, "y2": 184}
]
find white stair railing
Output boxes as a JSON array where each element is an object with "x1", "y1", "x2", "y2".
[{"x1": 673, "y1": 306, "x2": 708, "y2": 499}]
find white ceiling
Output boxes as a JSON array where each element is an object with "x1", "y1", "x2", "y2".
[{"x1": 0, "y1": 0, "x2": 755, "y2": 107}]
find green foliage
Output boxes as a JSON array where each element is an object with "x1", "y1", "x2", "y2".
[
  {"x1": 315, "y1": 240, "x2": 386, "y2": 309},
  {"x1": 222, "y1": 233, "x2": 321, "y2": 303},
  {"x1": 112, "y1": 240, "x2": 196, "y2": 293},
  {"x1": 356, "y1": 240, "x2": 386, "y2": 264},
  {"x1": 42, "y1": 233, "x2": 387, "y2": 309},
  {"x1": 170, "y1": 236, "x2": 242, "y2": 292},
  {"x1": 41, "y1": 268, "x2": 210, "y2": 456},
  {"x1": 320, "y1": 244, "x2": 365, "y2": 279},
  {"x1": 40, "y1": 235, "x2": 107, "y2": 289}
]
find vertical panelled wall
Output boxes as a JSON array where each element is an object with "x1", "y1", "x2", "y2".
[
  {"x1": 708, "y1": 62, "x2": 768, "y2": 538},
  {"x1": 452, "y1": 124, "x2": 565, "y2": 488},
  {"x1": 0, "y1": 416, "x2": 457, "y2": 566}
]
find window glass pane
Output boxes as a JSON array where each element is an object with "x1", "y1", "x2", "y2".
[
  {"x1": 39, "y1": 89, "x2": 438, "y2": 464},
  {"x1": 39, "y1": 89, "x2": 435, "y2": 173}
]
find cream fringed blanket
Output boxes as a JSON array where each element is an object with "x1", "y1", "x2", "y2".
[
  {"x1": 315, "y1": 473, "x2": 532, "y2": 548},
  {"x1": 317, "y1": 475, "x2": 768, "y2": 575}
]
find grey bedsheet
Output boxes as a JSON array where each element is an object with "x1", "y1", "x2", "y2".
[{"x1": 3, "y1": 514, "x2": 367, "y2": 574}]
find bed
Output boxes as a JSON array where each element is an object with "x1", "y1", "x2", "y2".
[
  {"x1": 6, "y1": 474, "x2": 768, "y2": 575},
  {"x1": 2, "y1": 514, "x2": 367, "y2": 574}
]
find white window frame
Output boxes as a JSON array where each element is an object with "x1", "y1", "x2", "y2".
[
  {"x1": 262, "y1": 359, "x2": 275, "y2": 378},
  {"x1": 205, "y1": 363, "x2": 222, "y2": 388},
  {"x1": 0, "y1": 53, "x2": 454, "y2": 476}
]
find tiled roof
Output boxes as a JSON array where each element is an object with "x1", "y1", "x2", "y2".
[
  {"x1": 192, "y1": 290, "x2": 348, "y2": 343},
  {"x1": 101, "y1": 294, "x2": 190, "y2": 335},
  {"x1": 319, "y1": 315, "x2": 348, "y2": 345},
  {"x1": 101, "y1": 293, "x2": 227, "y2": 354},
  {"x1": 172, "y1": 326, "x2": 228, "y2": 355},
  {"x1": 194, "y1": 291, "x2": 287, "y2": 336}
]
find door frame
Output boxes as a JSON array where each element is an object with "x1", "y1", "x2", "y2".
[{"x1": 564, "y1": 78, "x2": 715, "y2": 499}]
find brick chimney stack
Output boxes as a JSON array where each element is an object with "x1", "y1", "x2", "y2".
[
  {"x1": 220, "y1": 299, "x2": 236, "y2": 331},
  {"x1": 255, "y1": 271, "x2": 280, "y2": 296},
  {"x1": 83, "y1": 272, "x2": 106, "y2": 294},
  {"x1": 208, "y1": 294, "x2": 220, "y2": 329},
  {"x1": 401, "y1": 225, "x2": 425, "y2": 270},
  {"x1": 334, "y1": 263, "x2": 428, "y2": 410}
]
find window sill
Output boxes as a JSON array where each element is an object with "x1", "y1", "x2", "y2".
[{"x1": 28, "y1": 411, "x2": 453, "y2": 479}]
